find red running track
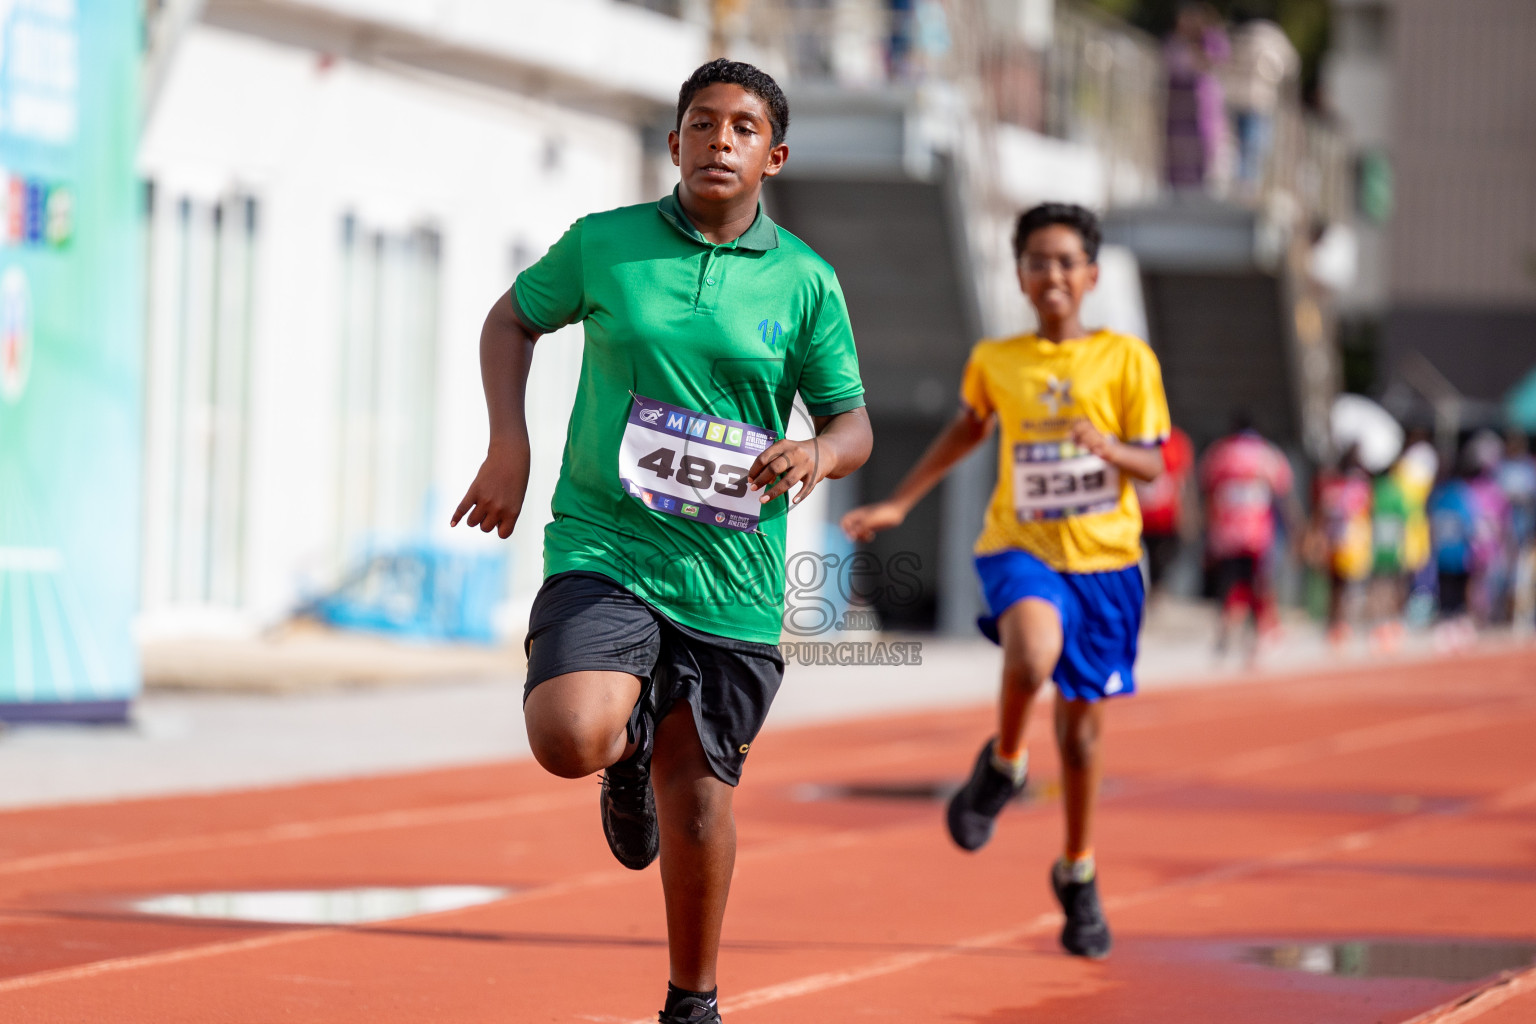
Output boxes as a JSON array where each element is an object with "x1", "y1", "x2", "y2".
[{"x1": 0, "y1": 648, "x2": 1533, "y2": 1022}]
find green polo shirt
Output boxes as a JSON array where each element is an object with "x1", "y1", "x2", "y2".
[{"x1": 511, "y1": 188, "x2": 866, "y2": 644}]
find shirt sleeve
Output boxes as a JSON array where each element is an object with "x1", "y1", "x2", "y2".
[
  {"x1": 797, "y1": 277, "x2": 866, "y2": 417},
  {"x1": 1163, "y1": 429, "x2": 1193, "y2": 476},
  {"x1": 1120, "y1": 339, "x2": 1172, "y2": 446},
  {"x1": 959, "y1": 344, "x2": 992, "y2": 419},
  {"x1": 510, "y1": 220, "x2": 587, "y2": 334},
  {"x1": 1270, "y1": 447, "x2": 1295, "y2": 496}
]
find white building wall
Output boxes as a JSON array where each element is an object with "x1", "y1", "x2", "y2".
[
  {"x1": 138, "y1": 23, "x2": 660, "y2": 635},
  {"x1": 261, "y1": 0, "x2": 707, "y2": 105}
]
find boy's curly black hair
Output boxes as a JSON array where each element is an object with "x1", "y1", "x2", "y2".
[
  {"x1": 1012, "y1": 203, "x2": 1103, "y2": 263},
  {"x1": 676, "y1": 58, "x2": 790, "y2": 148}
]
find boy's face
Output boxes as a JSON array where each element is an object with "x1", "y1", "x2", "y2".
[
  {"x1": 670, "y1": 83, "x2": 788, "y2": 204},
  {"x1": 1017, "y1": 224, "x2": 1099, "y2": 323}
]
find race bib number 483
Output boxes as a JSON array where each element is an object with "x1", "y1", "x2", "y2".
[
  {"x1": 1013, "y1": 441, "x2": 1121, "y2": 522},
  {"x1": 619, "y1": 394, "x2": 778, "y2": 533}
]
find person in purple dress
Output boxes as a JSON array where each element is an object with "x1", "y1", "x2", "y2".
[{"x1": 1165, "y1": 2, "x2": 1230, "y2": 190}]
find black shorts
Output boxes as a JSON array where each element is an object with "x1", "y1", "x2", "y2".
[
  {"x1": 523, "y1": 571, "x2": 785, "y2": 785},
  {"x1": 1144, "y1": 533, "x2": 1181, "y2": 588},
  {"x1": 1438, "y1": 571, "x2": 1470, "y2": 617},
  {"x1": 1213, "y1": 555, "x2": 1261, "y2": 602}
]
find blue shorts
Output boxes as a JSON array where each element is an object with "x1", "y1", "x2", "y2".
[{"x1": 975, "y1": 549, "x2": 1145, "y2": 702}]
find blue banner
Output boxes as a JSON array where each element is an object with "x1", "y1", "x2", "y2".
[{"x1": 0, "y1": 1, "x2": 142, "y2": 720}]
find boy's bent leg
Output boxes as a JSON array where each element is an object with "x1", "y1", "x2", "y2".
[
  {"x1": 651, "y1": 701, "x2": 735, "y2": 996},
  {"x1": 1053, "y1": 697, "x2": 1104, "y2": 860},
  {"x1": 997, "y1": 597, "x2": 1065, "y2": 757},
  {"x1": 946, "y1": 597, "x2": 1062, "y2": 852},
  {"x1": 524, "y1": 670, "x2": 644, "y2": 779}
]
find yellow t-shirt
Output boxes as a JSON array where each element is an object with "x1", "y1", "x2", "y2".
[
  {"x1": 961, "y1": 329, "x2": 1172, "y2": 573},
  {"x1": 1393, "y1": 455, "x2": 1435, "y2": 573}
]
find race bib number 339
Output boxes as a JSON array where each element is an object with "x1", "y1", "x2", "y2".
[
  {"x1": 1013, "y1": 441, "x2": 1121, "y2": 522},
  {"x1": 619, "y1": 394, "x2": 778, "y2": 533}
]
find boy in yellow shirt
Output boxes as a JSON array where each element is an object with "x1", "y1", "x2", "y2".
[{"x1": 842, "y1": 203, "x2": 1169, "y2": 959}]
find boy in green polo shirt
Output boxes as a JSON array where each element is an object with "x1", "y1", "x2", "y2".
[{"x1": 452, "y1": 59, "x2": 871, "y2": 1024}]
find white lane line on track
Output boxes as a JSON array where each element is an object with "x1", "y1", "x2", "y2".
[
  {"x1": 1, "y1": 687, "x2": 1533, "y2": 1002},
  {"x1": 0, "y1": 824, "x2": 894, "y2": 997},
  {"x1": 1402, "y1": 965, "x2": 1536, "y2": 1024},
  {"x1": 1, "y1": 694, "x2": 1521, "y2": 882},
  {"x1": 0, "y1": 739, "x2": 939, "y2": 880},
  {"x1": 0, "y1": 657, "x2": 1527, "y2": 881},
  {"x1": 0, "y1": 929, "x2": 322, "y2": 996},
  {"x1": 610, "y1": 774, "x2": 1536, "y2": 1024},
  {"x1": 0, "y1": 791, "x2": 587, "y2": 878}
]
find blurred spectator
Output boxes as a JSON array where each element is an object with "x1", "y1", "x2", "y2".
[
  {"x1": 1367, "y1": 462, "x2": 1409, "y2": 651},
  {"x1": 1396, "y1": 430, "x2": 1440, "y2": 627},
  {"x1": 1307, "y1": 444, "x2": 1373, "y2": 647},
  {"x1": 1430, "y1": 434, "x2": 1510, "y2": 646},
  {"x1": 1429, "y1": 456, "x2": 1479, "y2": 647},
  {"x1": 1222, "y1": 10, "x2": 1299, "y2": 195},
  {"x1": 1165, "y1": 2, "x2": 1230, "y2": 189},
  {"x1": 1137, "y1": 425, "x2": 1195, "y2": 591},
  {"x1": 887, "y1": 0, "x2": 915, "y2": 80},
  {"x1": 1466, "y1": 430, "x2": 1512, "y2": 624},
  {"x1": 887, "y1": 0, "x2": 950, "y2": 82},
  {"x1": 1498, "y1": 431, "x2": 1536, "y2": 632},
  {"x1": 1200, "y1": 414, "x2": 1295, "y2": 657}
]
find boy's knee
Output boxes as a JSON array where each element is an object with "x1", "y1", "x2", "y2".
[
  {"x1": 674, "y1": 807, "x2": 718, "y2": 846},
  {"x1": 658, "y1": 782, "x2": 733, "y2": 845},
  {"x1": 1002, "y1": 659, "x2": 1052, "y2": 694},
  {"x1": 1058, "y1": 722, "x2": 1099, "y2": 772},
  {"x1": 527, "y1": 723, "x2": 622, "y2": 779}
]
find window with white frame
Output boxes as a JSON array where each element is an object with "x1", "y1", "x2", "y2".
[
  {"x1": 140, "y1": 184, "x2": 258, "y2": 612},
  {"x1": 333, "y1": 216, "x2": 442, "y2": 569}
]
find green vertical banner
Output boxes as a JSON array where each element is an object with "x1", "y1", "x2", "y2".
[{"x1": 0, "y1": 1, "x2": 142, "y2": 720}]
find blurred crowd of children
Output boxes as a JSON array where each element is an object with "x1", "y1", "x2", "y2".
[{"x1": 1137, "y1": 419, "x2": 1536, "y2": 658}]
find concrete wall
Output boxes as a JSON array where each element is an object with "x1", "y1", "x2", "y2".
[
  {"x1": 1380, "y1": 0, "x2": 1536, "y2": 399},
  {"x1": 1389, "y1": 0, "x2": 1536, "y2": 308}
]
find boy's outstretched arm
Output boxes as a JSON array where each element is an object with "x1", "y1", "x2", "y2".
[
  {"x1": 749, "y1": 407, "x2": 873, "y2": 506},
  {"x1": 841, "y1": 406, "x2": 994, "y2": 542},
  {"x1": 1071, "y1": 419, "x2": 1165, "y2": 484},
  {"x1": 451, "y1": 295, "x2": 542, "y2": 539}
]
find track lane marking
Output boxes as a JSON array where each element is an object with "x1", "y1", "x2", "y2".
[
  {"x1": 1402, "y1": 965, "x2": 1536, "y2": 1023},
  {"x1": 0, "y1": 744, "x2": 1529, "y2": 1004},
  {"x1": 0, "y1": 739, "x2": 937, "y2": 879},
  {"x1": 0, "y1": 665, "x2": 1532, "y2": 1004},
  {"x1": 610, "y1": 774, "x2": 1536, "y2": 1023},
  {"x1": 0, "y1": 823, "x2": 894, "y2": 996},
  {"x1": 1, "y1": 658, "x2": 1529, "y2": 880}
]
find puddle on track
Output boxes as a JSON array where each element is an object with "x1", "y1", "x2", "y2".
[
  {"x1": 129, "y1": 886, "x2": 513, "y2": 925},
  {"x1": 792, "y1": 781, "x2": 961, "y2": 802},
  {"x1": 1244, "y1": 940, "x2": 1536, "y2": 983},
  {"x1": 789, "y1": 776, "x2": 1106, "y2": 803}
]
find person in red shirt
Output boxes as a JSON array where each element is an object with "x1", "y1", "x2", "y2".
[
  {"x1": 1200, "y1": 413, "x2": 1296, "y2": 657},
  {"x1": 1136, "y1": 426, "x2": 1195, "y2": 591},
  {"x1": 1309, "y1": 444, "x2": 1375, "y2": 646}
]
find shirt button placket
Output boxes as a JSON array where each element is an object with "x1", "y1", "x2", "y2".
[{"x1": 699, "y1": 246, "x2": 724, "y2": 312}]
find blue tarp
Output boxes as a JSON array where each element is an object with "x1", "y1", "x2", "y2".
[{"x1": 308, "y1": 546, "x2": 508, "y2": 644}]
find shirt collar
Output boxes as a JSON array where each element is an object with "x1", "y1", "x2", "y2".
[{"x1": 657, "y1": 187, "x2": 780, "y2": 252}]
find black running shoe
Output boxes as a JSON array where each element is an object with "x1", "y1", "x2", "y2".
[
  {"x1": 945, "y1": 738, "x2": 1026, "y2": 852},
  {"x1": 658, "y1": 995, "x2": 722, "y2": 1023},
  {"x1": 1051, "y1": 863, "x2": 1112, "y2": 959},
  {"x1": 601, "y1": 710, "x2": 658, "y2": 871}
]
